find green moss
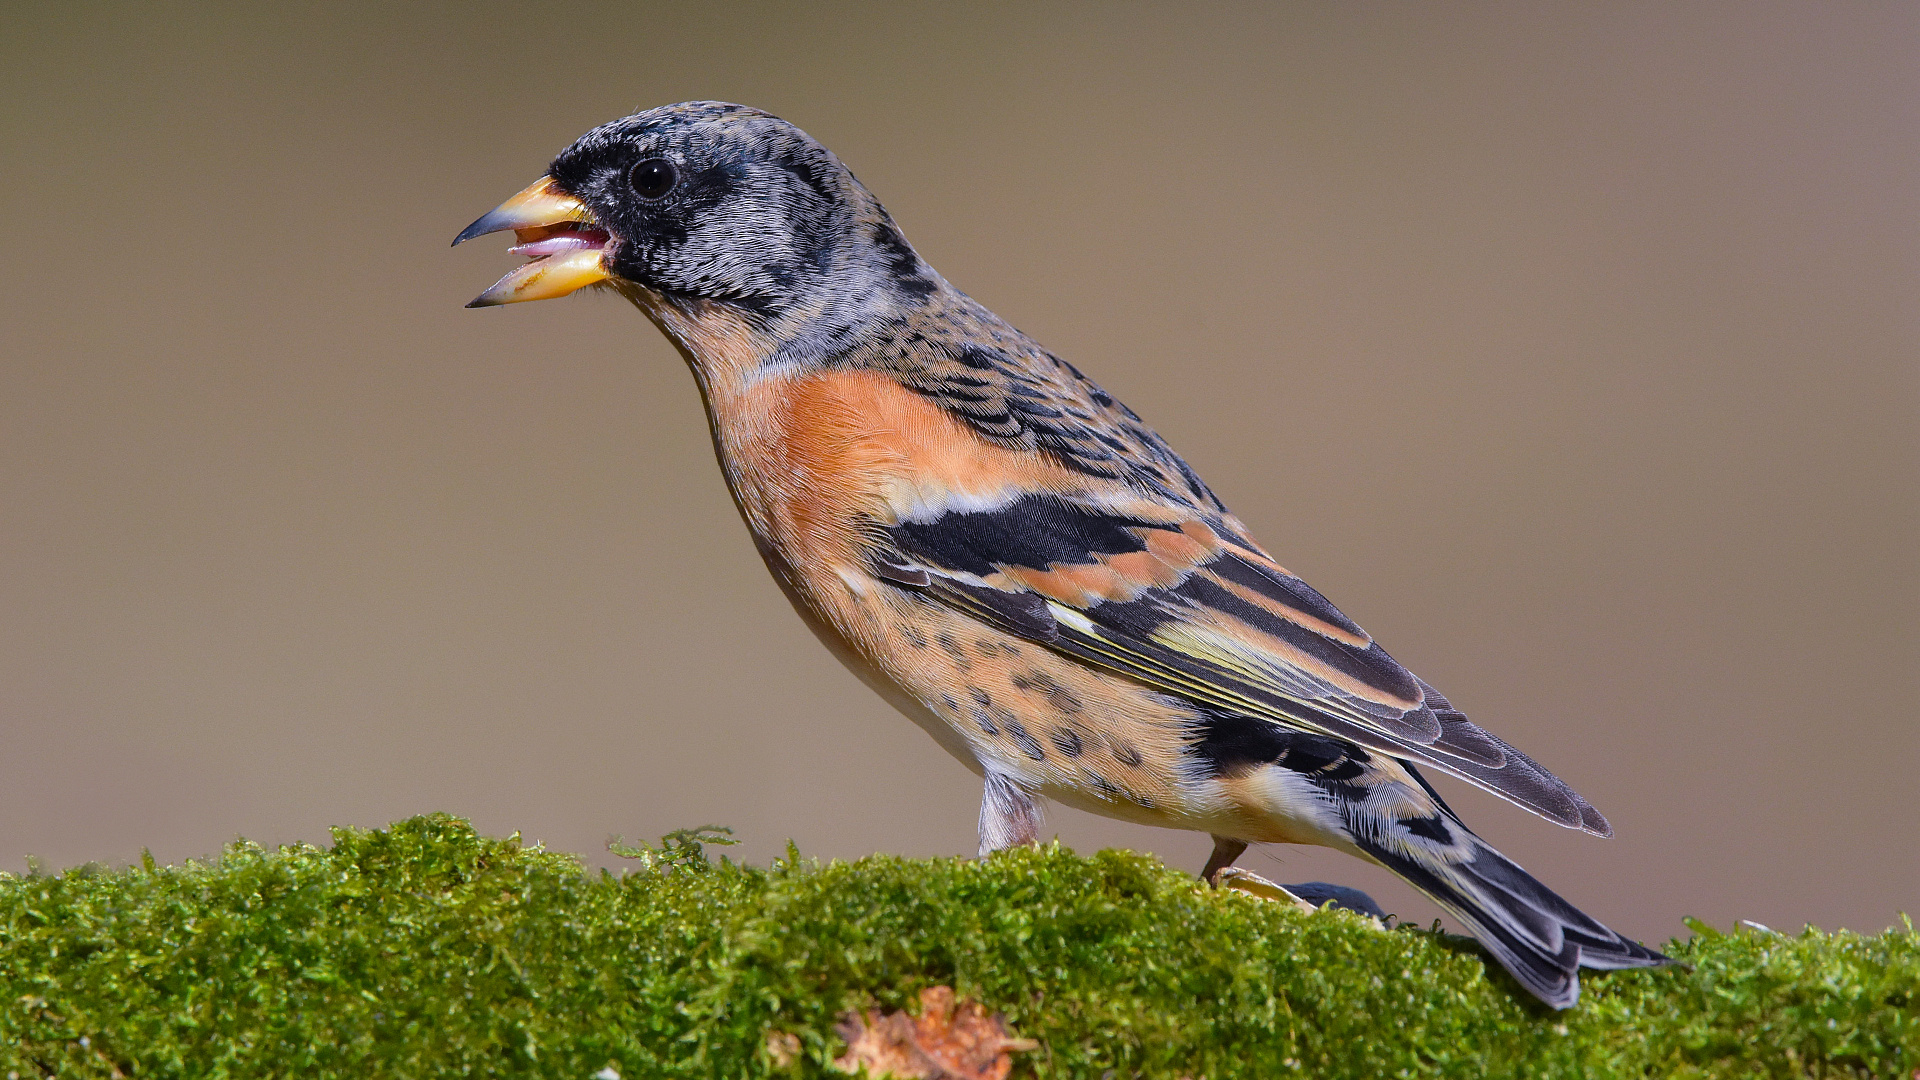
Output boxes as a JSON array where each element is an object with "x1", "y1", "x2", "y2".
[{"x1": 0, "y1": 815, "x2": 1912, "y2": 1078}]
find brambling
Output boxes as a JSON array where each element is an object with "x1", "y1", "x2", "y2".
[{"x1": 454, "y1": 102, "x2": 1668, "y2": 1008}]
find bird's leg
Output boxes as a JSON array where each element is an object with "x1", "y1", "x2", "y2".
[
  {"x1": 1199, "y1": 836, "x2": 1324, "y2": 915},
  {"x1": 977, "y1": 770, "x2": 1042, "y2": 856},
  {"x1": 1199, "y1": 838, "x2": 1385, "y2": 923},
  {"x1": 1200, "y1": 835, "x2": 1248, "y2": 885}
]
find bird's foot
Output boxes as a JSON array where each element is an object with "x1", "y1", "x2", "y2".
[
  {"x1": 1211, "y1": 868, "x2": 1387, "y2": 927},
  {"x1": 1209, "y1": 867, "x2": 1318, "y2": 913}
]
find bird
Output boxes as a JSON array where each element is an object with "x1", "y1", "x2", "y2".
[{"x1": 452, "y1": 101, "x2": 1669, "y2": 1008}]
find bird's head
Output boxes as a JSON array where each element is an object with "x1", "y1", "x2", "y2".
[{"x1": 454, "y1": 101, "x2": 938, "y2": 325}]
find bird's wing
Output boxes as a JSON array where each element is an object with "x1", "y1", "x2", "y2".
[{"x1": 875, "y1": 489, "x2": 1611, "y2": 835}]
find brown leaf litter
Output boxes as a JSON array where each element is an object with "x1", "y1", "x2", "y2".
[{"x1": 826, "y1": 985, "x2": 1038, "y2": 1079}]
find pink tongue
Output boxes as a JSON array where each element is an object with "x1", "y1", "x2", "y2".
[{"x1": 509, "y1": 233, "x2": 606, "y2": 259}]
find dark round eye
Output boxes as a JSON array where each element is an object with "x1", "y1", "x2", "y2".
[{"x1": 629, "y1": 158, "x2": 677, "y2": 200}]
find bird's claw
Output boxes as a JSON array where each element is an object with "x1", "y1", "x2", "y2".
[
  {"x1": 1211, "y1": 868, "x2": 1388, "y2": 928},
  {"x1": 1210, "y1": 867, "x2": 1318, "y2": 912}
]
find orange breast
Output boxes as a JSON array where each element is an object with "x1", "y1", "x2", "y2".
[{"x1": 711, "y1": 367, "x2": 1094, "y2": 577}]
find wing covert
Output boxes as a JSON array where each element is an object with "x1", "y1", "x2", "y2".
[{"x1": 874, "y1": 489, "x2": 1606, "y2": 833}]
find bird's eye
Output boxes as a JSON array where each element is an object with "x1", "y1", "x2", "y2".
[{"x1": 629, "y1": 158, "x2": 678, "y2": 200}]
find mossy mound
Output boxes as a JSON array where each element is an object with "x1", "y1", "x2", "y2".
[{"x1": 1, "y1": 814, "x2": 1913, "y2": 1077}]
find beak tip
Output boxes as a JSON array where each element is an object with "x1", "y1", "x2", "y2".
[{"x1": 451, "y1": 214, "x2": 503, "y2": 248}]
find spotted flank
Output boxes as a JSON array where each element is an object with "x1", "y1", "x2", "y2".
[{"x1": 455, "y1": 99, "x2": 1671, "y2": 1008}]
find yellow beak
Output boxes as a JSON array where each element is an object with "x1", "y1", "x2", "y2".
[{"x1": 452, "y1": 175, "x2": 611, "y2": 308}]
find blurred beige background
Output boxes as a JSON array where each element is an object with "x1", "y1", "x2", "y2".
[{"x1": 1, "y1": 3, "x2": 1913, "y2": 946}]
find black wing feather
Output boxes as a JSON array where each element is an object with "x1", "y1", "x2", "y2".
[{"x1": 875, "y1": 492, "x2": 1607, "y2": 834}]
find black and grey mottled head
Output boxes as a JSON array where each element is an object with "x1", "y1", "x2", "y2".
[
  {"x1": 546, "y1": 101, "x2": 939, "y2": 322},
  {"x1": 522, "y1": 103, "x2": 1224, "y2": 509}
]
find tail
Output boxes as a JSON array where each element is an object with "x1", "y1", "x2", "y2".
[{"x1": 1347, "y1": 781, "x2": 1670, "y2": 1008}]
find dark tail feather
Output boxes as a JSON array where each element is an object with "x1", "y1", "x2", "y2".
[{"x1": 1353, "y1": 830, "x2": 1670, "y2": 1008}]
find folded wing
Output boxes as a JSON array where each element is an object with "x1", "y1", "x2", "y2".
[{"x1": 875, "y1": 490, "x2": 1611, "y2": 835}]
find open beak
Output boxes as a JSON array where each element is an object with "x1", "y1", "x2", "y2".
[{"x1": 452, "y1": 175, "x2": 612, "y2": 307}]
